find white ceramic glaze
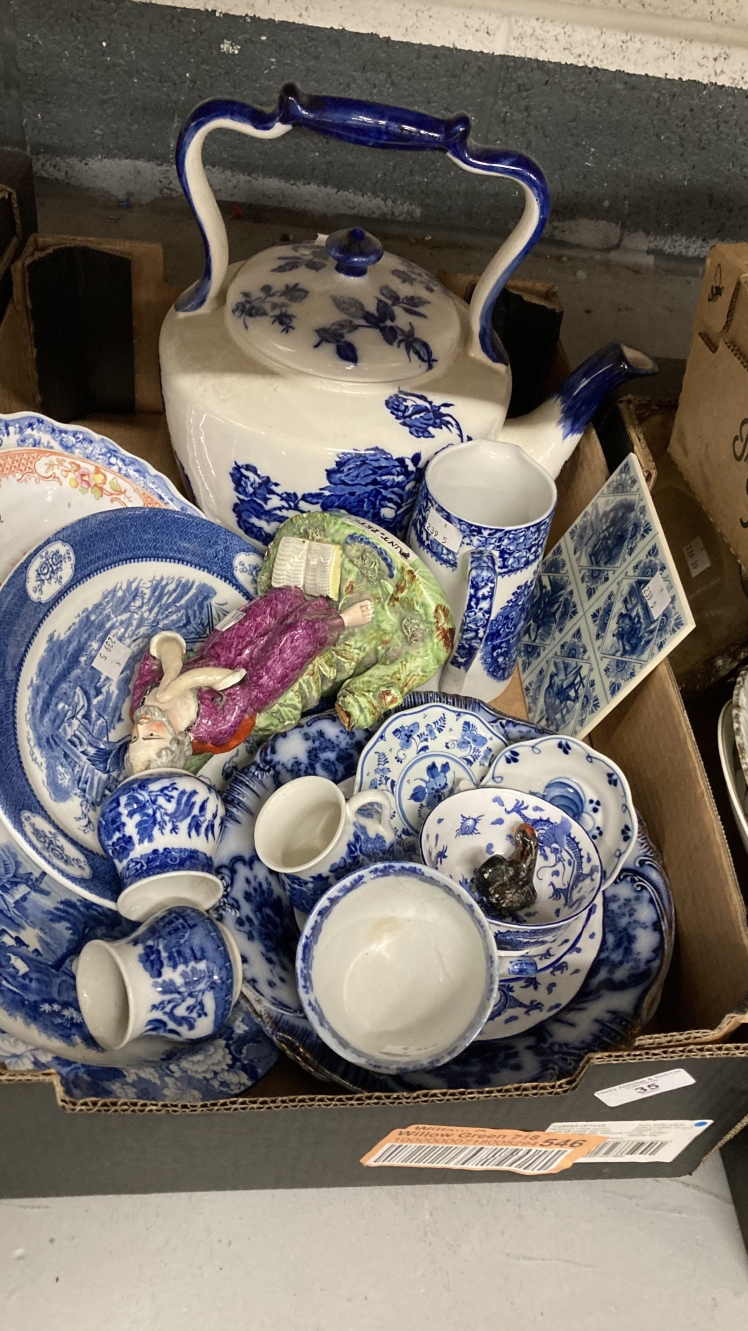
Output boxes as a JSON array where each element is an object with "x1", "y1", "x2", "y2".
[
  {"x1": 295, "y1": 861, "x2": 499, "y2": 1073},
  {"x1": 0, "y1": 448, "x2": 172, "y2": 585},
  {"x1": 484, "y1": 734, "x2": 637, "y2": 887},
  {"x1": 409, "y1": 440, "x2": 556, "y2": 701},
  {"x1": 254, "y1": 775, "x2": 394, "y2": 915},
  {"x1": 76, "y1": 905, "x2": 242, "y2": 1051}
]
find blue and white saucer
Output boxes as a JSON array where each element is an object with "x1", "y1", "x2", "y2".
[
  {"x1": 0, "y1": 508, "x2": 263, "y2": 908},
  {"x1": 214, "y1": 698, "x2": 673, "y2": 1090},
  {"x1": 354, "y1": 701, "x2": 507, "y2": 854},
  {"x1": 485, "y1": 734, "x2": 637, "y2": 887},
  {"x1": 0, "y1": 1002, "x2": 277, "y2": 1104}
]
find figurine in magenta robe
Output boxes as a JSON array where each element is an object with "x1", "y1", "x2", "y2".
[{"x1": 125, "y1": 583, "x2": 372, "y2": 776}]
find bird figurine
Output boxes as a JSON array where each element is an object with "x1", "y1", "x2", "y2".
[{"x1": 472, "y1": 822, "x2": 539, "y2": 915}]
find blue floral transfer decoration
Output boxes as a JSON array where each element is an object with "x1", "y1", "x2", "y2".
[
  {"x1": 313, "y1": 285, "x2": 435, "y2": 368},
  {"x1": 271, "y1": 243, "x2": 329, "y2": 274},
  {"x1": 231, "y1": 281, "x2": 308, "y2": 334},
  {"x1": 480, "y1": 578, "x2": 538, "y2": 683},
  {"x1": 230, "y1": 446, "x2": 424, "y2": 543},
  {"x1": 385, "y1": 391, "x2": 466, "y2": 441}
]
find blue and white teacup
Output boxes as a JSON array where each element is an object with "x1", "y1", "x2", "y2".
[
  {"x1": 408, "y1": 439, "x2": 556, "y2": 702},
  {"x1": 254, "y1": 774, "x2": 395, "y2": 916},
  {"x1": 420, "y1": 787, "x2": 603, "y2": 962},
  {"x1": 75, "y1": 905, "x2": 242, "y2": 1050},
  {"x1": 97, "y1": 771, "x2": 226, "y2": 923}
]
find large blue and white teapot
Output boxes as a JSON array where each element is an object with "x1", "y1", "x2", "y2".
[{"x1": 160, "y1": 84, "x2": 655, "y2": 546}]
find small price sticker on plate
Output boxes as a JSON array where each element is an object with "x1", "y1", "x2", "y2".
[
  {"x1": 361, "y1": 1124, "x2": 607, "y2": 1175},
  {"x1": 93, "y1": 634, "x2": 131, "y2": 681}
]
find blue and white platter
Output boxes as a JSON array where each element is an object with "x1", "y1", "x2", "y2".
[
  {"x1": 0, "y1": 1004, "x2": 278, "y2": 1104},
  {"x1": 0, "y1": 411, "x2": 199, "y2": 516},
  {"x1": 213, "y1": 694, "x2": 674, "y2": 1091},
  {"x1": 0, "y1": 508, "x2": 264, "y2": 908}
]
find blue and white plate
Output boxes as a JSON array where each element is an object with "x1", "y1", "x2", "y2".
[
  {"x1": 0, "y1": 508, "x2": 264, "y2": 908},
  {"x1": 0, "y1": 411, "x2": 199, "y2": 516},
  {"x1": 0, "y1": 822, "x2": 278, "y2": 1098},
  {"x1": 484, "y1": 734, "x2": 637, "y2": 886},
  {"x1": 0, "y1": 1002, "x2": 278, "y2": 1104},
  {"x1": 353, "y1": 701, "x2": 507, "y2": 855},
  {"x1": 215, "y1": 697, "x2": 673, "y2": 1090}
]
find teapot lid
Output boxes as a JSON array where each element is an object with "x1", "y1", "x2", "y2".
[{"x1": 224, "y1": 229, "x2": 461, "y2": 383}]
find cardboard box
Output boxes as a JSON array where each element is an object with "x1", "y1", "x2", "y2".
[
  {"x1": 1, "y1": 242, "x2": 748, "y2": 1197},
  {"x1": 671, "y1": 244, "x2": 748, "y2": 568}
]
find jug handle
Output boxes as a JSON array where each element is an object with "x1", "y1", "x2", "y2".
[
  {"x1": 445, "y1": 549, "x2": 498, "y2": 677},
  {"x1": 174, "y1": 83, "x2": 550, "y2": 364}
]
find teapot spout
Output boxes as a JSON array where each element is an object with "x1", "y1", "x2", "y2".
[{"x1": 496, "y1": 342, "x2": 657, "y2": 478}]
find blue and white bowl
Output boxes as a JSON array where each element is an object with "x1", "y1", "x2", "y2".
[
  {"x1": 420, "y1": 787, "x2": 603, "y2": 953},
  {"x1": 75, "y1": 904, "x2": 242, "y2": 1051},
  {"x1": 98, "y1": 771, "x2": 226, "y2": 922},
  {"x1": 484, "y1": 735, "x2": 637, "y2": 887},
  {"x1": 296, "y1": 861, "x2": 499, "y2": 1074}
]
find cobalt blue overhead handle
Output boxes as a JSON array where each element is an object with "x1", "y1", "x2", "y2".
[{"x1": 173, "y1": 83, "x2": 550, "y2": 365}]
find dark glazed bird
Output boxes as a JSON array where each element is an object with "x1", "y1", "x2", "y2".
[{"x1": 472, "y1": 822, "x2": 539, "y2": 916}]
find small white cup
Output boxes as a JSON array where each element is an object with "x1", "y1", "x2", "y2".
[{"x1": 254, "y1": 775, "x2": 395, "y2": 915}]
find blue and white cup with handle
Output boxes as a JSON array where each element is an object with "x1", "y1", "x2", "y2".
[
  {"x1": 408, "y1": 439, "x2": 556, "y2": 701},
  {"x1": 75, "y1": 905, "x2": 242, "y2": 1051},
  {"x1": 97, "y1": 770, "x2": 226, "y2": 923},
  {"x1": 253, "y1": 774, "x2": 395, "y2": 918}
]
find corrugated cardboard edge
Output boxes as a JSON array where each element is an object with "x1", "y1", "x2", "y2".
[
  {"x1": 8, "y1": 233, "x2": 177, "y2": 415},
  {"x1": 2, "y1": 1043, "x2": 748, "y2": 1116}
]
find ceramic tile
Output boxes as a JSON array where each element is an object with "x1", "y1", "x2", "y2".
[{"x1": 519, "y1": 455, "x2": 694, "y2": 736}]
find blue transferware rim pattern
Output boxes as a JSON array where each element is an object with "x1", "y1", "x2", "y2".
[
  {"x1": 486, "y1": 734, "x2": 638, "y2": 887},
  {"x1": 0, "y1": 411, "x2": 202, "y2": 517},
  {"x1": 0, "y1": 508, "x2": 259, "y2": 907},
  {"x1": 296, "y1": 860, "x2": 499, "y2": 1074},
  {"x1": 419, "y1": 785, "x2": 604, "y2": 933}
]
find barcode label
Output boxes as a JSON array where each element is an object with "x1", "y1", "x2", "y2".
[
  {"x1": 368, "y1": 1142, "x2": 572, "y2": 1173},
  {"x1": 549, "y1": 1119, "x2": 712, "y2": 1164},
  {"x1": 361, "y1": 1125, "x2": 606, "y2": 1174},
  {"x1": 584, "y1": 1138, "x2": 669, "y2": 1160}
]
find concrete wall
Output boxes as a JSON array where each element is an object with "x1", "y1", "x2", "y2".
[{"x1": 1, "y1": 0, "x2": 747, "y2": 254}]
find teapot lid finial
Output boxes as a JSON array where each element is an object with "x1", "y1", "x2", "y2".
[{"x1": 325, "y1": 227, "x2": 384, "y2": 277}]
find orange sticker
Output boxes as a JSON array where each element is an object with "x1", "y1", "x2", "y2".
[{"x1": 361, "y1": 1124, "x2": 608, "y2": 1174}]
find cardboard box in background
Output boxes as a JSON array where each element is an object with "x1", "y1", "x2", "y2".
[
  {"x1": 613, "y1": 398, "x2": 748, "y2": 693},
  {"x1": 0, "y1": 237, "x2": 748, "y2": 1196},
  {"x1": 671, "y1": 244, "x2": 748, "y2": 569}
]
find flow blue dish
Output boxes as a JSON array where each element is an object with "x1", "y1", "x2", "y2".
[
  {"x1": 0, "y1": 508, "x2": 263, "y2": 908},
  {"x1": 212, "y1": 695, "x2": 674, "y2": 1091},
  {"x1": 484, "y1": 734, "x2": 637, "y2": 887}
]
